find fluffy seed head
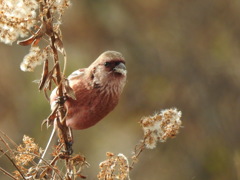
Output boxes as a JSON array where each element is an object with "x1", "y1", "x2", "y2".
[
  {"x1": 0, "y1": 0, "x2": 38, "y2": 44},
  {"x1": 20, "y1": 46, "x2": 53, "y2": 72},
  {"x1": 140, "y1": 108, "x2": 182, "y2": 149}
]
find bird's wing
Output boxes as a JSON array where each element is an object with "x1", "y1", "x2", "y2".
[{"x1": 68, "y1": 69, "x2": 85, "y2": 80}]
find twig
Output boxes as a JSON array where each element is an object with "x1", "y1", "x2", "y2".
[
  {"x1": 0, "y1": 149, "x2": 26, "y2": 180},
  {"x1": 38, "y1": 124, "x2": 56, "y2": 164},
  {"x1": 0, "y1": 131, "x2": 18, "y2": 148},
  {"x1": 0, "y1": 133, "x2": 17, "y2": 165},
  {"x1": 44, "y1": 0, "x2": 72, "y2": 157},
  {"x1": 0, "y1": 167, "x2": 17, "y2": 180},
  {"x1": 129, "y1": 132, "x2": 151, "y2": 170},
  {"x1": 130, "y1": 142, "x2": 145, "y2": 170},
  {"x1": 0, "y1": 133, "x2": 15, "y2": 155},
  {"x1": 12, "y1": 151, "x2": 64, "y2": 180}
]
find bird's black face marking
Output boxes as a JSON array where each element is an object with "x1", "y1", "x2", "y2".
[
  {"x1": 103, "y1": 60, "x2": 126, "y2": 76},
  {"x1": 104, "y1": 60, "x2": 125, "y2": 70}
]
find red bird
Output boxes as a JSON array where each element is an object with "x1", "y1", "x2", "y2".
[{"x1": 50, "y1": 51, "x2": 127, "y2": 130}]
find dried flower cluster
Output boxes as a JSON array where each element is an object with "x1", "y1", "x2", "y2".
[
  {"x1": 140, "y1": 108, "x2": 182, "y2": 149},
  {"x1": 14, "y1": 135, "x2": 40, "y2": 166},
  {"x1": 20, "y1": 45, "x2": 53, "y2": 71},
  {"x1": 0, "y1": 0, "x2": 71, "y2": 71},
  {"x1": 0, "y1": 0, "x2": 38, "y2": 44},
  {"x1": 0, "y1": 132, "x2": 89, "y2": 179},
  {"x1": 98, "y1": 152, "x2": 130, "y2": 180},
  {"x1": 11, "y1": 135, "x2": 42, "y2": 179}
]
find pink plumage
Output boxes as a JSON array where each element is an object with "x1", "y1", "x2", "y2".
[{"x1": 50, "y1": 51, "x2": 127, "y2": 130}]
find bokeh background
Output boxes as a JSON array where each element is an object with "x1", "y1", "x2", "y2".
[{"x1": 1, "y1": 0, "x2": 240, "y2": 179}]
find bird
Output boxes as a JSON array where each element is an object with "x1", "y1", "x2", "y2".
[{"x1": 50, "y1": 50, "x2": 127, "y2": 130}]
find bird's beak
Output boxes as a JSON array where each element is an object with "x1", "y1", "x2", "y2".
[{"x1": 113, "y1": 62, "x2": 127, "y2": 75}]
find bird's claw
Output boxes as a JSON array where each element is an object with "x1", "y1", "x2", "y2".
[
  {"x1": 56, "y1": 95, "x2": 67, "y2": 106},
  {"x1": 66, "y1": 141, "x2": 73, "y2": 155},
  {"x1": 60, "y1": 144, "x2": 73, "y2": 157}
]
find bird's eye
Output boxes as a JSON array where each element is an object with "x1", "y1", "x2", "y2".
[{"x1": 104, "y1": 62, "x2": 111, "y2": 67}]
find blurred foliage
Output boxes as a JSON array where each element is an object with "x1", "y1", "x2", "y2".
[{"x1": 1, "y1": 0, "x2": 240, "y2": 179}]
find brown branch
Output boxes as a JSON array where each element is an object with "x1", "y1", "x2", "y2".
[
  {"x1": 129, "y1": 132, "x2": 151, "y2": 170},
  {"x1": 130, "y1": 141, "x2": 145, "y2": 170},
  {"x1": 0, "y1": 131, "x2": 18, "y2": 148},
  {"x1": 43, "y1": 0, "x2": 72, "y2": 158},
  {"x1": 0, "y1": 149, "x2": 26, "y2": 180},
  {"x1": 11, "y1": 150, "x2": 64, "y2": 179},
  {"x1": 0, "y1": 167, "x2": 17, "y2": 180},
  {"x1": 50, "y1": 31, "x2": 72, "y2": 156}
]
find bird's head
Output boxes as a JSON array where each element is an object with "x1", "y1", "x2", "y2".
[{"x1": 88, "y1": 51, "x2": 127, "y2": 91}]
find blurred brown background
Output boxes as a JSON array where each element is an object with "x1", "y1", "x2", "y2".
[{"x1": 1, "y1": 0, "x2": 240, "y2": 179}]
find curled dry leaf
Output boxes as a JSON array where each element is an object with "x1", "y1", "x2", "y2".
[
  {"x1": 54, "y1": 37, "x2": 65, "y2": 55},
  {"x1": 64, "y1": 79, "x2": 76, "y2": 100},
  {"x1": 67, "y1": 154, "x2": 89, "y2": 179},
  {"x1": 41, "y1": 103, "x2": 59, "y2": 129},
  {"x1": 17, "y1": 24, "x2": 46, "y2": 46},
  {"x1": 39, "y1": 62, "x2": 58, "y2": 98},
  {"x1": 39, "y1": 59, "x2": 49, "y2": 90}
]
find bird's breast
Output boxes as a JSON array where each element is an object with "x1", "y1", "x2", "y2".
[{"x1": 65, "y1": 85, "x2": 120, "y2": 129}]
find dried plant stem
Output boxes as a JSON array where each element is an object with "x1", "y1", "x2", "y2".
[
  {"x1": 38, "y1": 154, "x2": 64, "y2": 180},
  {"x1": 130, "y1": 131, "x2": 153, "y2": 170},
  {"x1": 0, "y1": 149, "x2": 26, "y2": 180},
  {"x1": 0, "y1": 131, "x2": 18, "y2": 148},
  {"x1": 0, "y1": 137, "x2": 12, "y2": 155},
  {"x1": 0, "y1": 167, "x2": 17, "y2": 180},
  {"x1": 38, "y1": 125, "x2": 56, "y2": 165},
  {"x1": 13, "y1": 150, "x2": 64, "y2": 179},
  {"x1": 45, "y1": 2, "x2": 72, "y2": 159},
  {"x1": 130, "y1": 139, "x2": 146, "y2": 170},
  {"x1": 52, "y1": 49, "x2": 72, "y2": 157}
]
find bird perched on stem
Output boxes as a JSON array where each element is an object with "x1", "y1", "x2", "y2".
[{"x1": 50, "y1": 51, "x2": 127, "y2": 130}]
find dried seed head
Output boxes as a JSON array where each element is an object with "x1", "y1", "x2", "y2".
[
  {"x1": 20, "y1": 46, "x2": 52, "y2": 72},
  {"x1": 14, "y1": 135, "x2": 40, "y2": 166},
  {"x1": 98, "y1": 153, "x2": 130, "y2": 180},
  {"x1": 0, "y1": 0, "x2": 39, "y2": 44},
  {"x1": 0, "y1": 0, "x2": 71, "y2": 45},
  {"x1": 140, "y1": 108, "x2": 182, "y2": 149}
]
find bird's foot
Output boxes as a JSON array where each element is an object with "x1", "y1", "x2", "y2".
[{"x1": 55, "y1": 95, "x2": 67, "y2": 106}]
